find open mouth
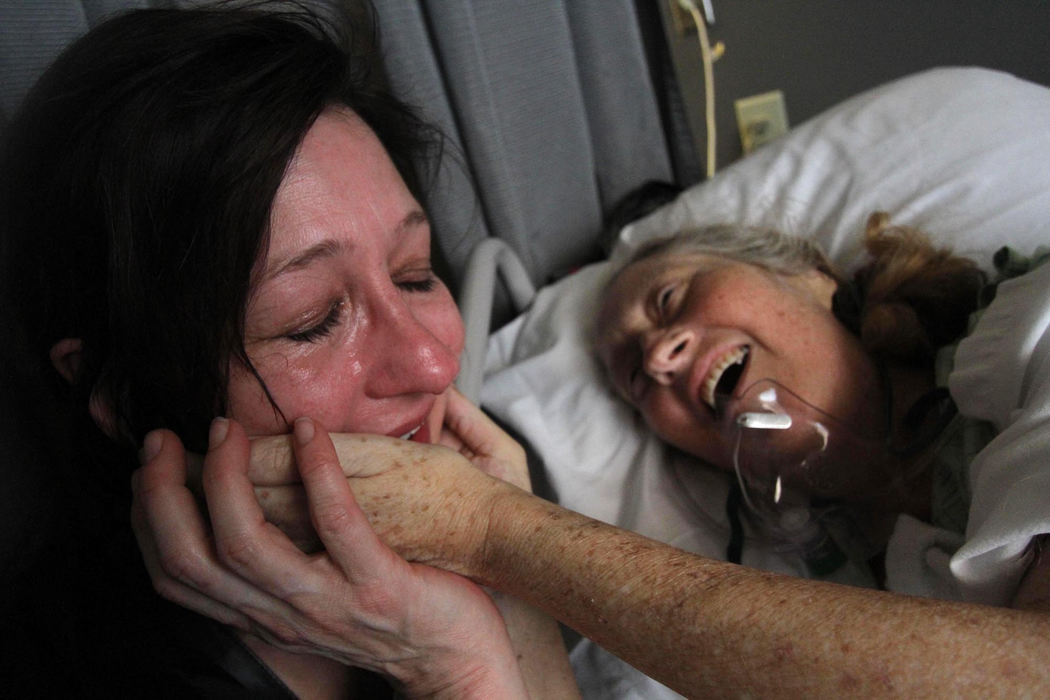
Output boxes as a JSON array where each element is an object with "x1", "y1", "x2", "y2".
[{"x1": 702, "y1": 345, "x2": 749, "y2": 415}]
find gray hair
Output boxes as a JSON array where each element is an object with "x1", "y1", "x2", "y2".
[{"x1": 619, "y1": 224, "x2": 841, "y2": 281}]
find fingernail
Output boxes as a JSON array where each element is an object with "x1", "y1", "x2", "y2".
[
  {"x1": 293, "y1": 416, "x2": 314, "y2": 446},
  {"x1": 139, "y1": 430, "x2": 163, "y2": 465},
  {"x1": 209, "y1": 417, "x2": 229, "y2": 450}
]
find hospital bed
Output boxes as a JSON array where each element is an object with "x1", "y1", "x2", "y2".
[
  {"x1": 472, "y1": 67, "x2": 1050, "y2": 697},
  {"x1": 2, "y1": 2, "x2": 1049, "y2": 698}
]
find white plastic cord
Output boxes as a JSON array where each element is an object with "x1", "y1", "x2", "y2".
[
  {"x1": 676, "y1": 0, "x2": 719, "y2": 178},
  {"x1": 455, "y1": 239, "x2": 536, "y2": 403}
]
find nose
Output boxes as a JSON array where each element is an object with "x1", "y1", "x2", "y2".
[
  {"x1": 643, "y1": 327, "x2": 693, "y2": 386},
  {"x1": 367, "y1": 300, "x2": 461, "y2": 398}
]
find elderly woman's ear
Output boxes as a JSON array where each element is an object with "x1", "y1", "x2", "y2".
[
  {"x1": 50, "y1": 337, "x2": 119, "y2": 439},
  {"x1": 793, "y1": 267, "x2": 839, "y2": 309}
]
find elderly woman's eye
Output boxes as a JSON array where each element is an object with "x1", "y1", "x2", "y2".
[{"x1": 657, "y1": 285, "x2": 676, "y2": 316}]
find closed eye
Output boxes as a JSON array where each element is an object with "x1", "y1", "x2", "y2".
[
  {"x1": 395, "y1": 264, "x2": 438, "y2": 294},
  {"x1": 398, "y1": 277, "x2": 436, "y2": 293},
  {"x1": 656, "y1": 284, "x2": 677, "y2": 319},
  {"x1": 286, "y1": 300, "x2": 344, "y2": 343}
]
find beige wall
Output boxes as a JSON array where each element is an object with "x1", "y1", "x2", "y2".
[{"x1": 660, "y1": 0, "x2": 1050, "y2": 170}]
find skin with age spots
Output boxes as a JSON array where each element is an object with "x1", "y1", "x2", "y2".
[
  {"x1": 223, "y1": 226, "x2": 1050, "y2": 698},
  {"x1": 236, "y1": 410, "x2": 1050, "y2": 697},
  {"x1": 596, "y1": 252, "x2": 883, "y2": 473}
]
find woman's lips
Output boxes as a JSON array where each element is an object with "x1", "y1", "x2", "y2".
[
  {"x1": 388, "y1": 409, "x2": 432, "y2": 443},
  {"x1": 386, "y1": 393, "x2": 446, "y2": 445},
  {"x1": 390, "y1": 421, "x2": 430, "y2": 443}
]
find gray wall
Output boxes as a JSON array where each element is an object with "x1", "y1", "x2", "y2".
[{"x1": 661, "y1": 0, "x2": 1050, "y2": 170}]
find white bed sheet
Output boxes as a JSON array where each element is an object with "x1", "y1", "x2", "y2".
[{"x1": 480, "y1": 67, "x2": 1050, "y2": 698}]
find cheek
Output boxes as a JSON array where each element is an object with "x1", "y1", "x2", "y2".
[
  {"x1": 806, "y1": 322, "x2": 878, "y2": 420},
  {"x1": 226, "y1": 361, "x2": 290, "y2": 435},
  {"x1": 226, "y1": 348, "x2": 368, "y2": 435},
  {"x1": 641, "y1": 393, "x2": 734, "y2": 470}
]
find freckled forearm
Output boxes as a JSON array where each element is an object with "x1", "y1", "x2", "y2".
[
  {"x1": 474, "y1": 492, "x2": 749, "y2": 696},
  {"x1": 246, "y1": 434, "x2": 1050, "y2": 695},
  {"x1": 473, "y1": 491, "x2": 1050, "y2": 698}
]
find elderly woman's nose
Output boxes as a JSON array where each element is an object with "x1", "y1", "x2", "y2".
[
  {"x1": 369, "y1": 305, "x2": 460, "y2": 396},
  {"x1": 643, "y1": 328, "x2": 692, "y2": 383}
]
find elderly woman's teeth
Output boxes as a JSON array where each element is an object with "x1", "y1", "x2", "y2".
[
  {"x1": 702, "y1": 346, "x2": 750, "y2": 410},
  {"x1": 400, "y1": 425, "x2": 421, "y2": 440}
]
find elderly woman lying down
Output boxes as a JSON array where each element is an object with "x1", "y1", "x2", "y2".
[
  {"x1": 137, "y1": 211, "x2": 1050, "y2": 697},
  {"x1": 596, "y1": 213, "x2": 1049, "y2": 587}
]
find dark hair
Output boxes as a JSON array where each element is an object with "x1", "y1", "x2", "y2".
[{"x1": 1, "y1": 3, "x2": 439, "y2": 454}]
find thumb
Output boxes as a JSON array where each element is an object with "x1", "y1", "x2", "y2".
[
  {"x1": 441, "y1": 388, "x2": 530, "y2": 490},
  {"x1": 440, "y1": 388, "x2": 498, "y2": 458}
]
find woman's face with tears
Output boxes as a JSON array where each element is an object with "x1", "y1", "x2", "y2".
[
  {"x1": 226, "y1": 107, "x2": 464, "y2": 444},
  {"x1": 596, "y1": 251, "x2": 880, "y2": 473}
]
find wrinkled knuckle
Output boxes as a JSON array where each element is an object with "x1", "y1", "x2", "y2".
[
  {"x1": 312, "y1": 500, "x2": 355, "y2": 539},
  {"x1": 135, "y1": 478, "x2": 169, "y2": 507},
  {"x1": 158, "y1": 546, "x2": 200, "y2": 581},
  {"x1": 355, "y1": 582, "x2": 402, "y2": 620},
  {"x1": 152, "y1": 575, "x2": 185, "y2": 603},
  {"x1": 298, "y1": 452, "x2": 340, "y2": 479},
  {"x1": 264, "y1": 621, "x2": 308, "y2": 650},
  {"x1": 216, "y1": 532, "x2": 260, "y2": 569},
  {"x1": 156, "y1": 548, "x2": 212, "y2": 593},
  {"x1": 201, "y1": 462, "x2": 234, "y2": 493}
]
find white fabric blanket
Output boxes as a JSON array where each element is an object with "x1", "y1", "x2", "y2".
[{"x1": 886, "y1": 260, "x2": 1050, "y2": 604}]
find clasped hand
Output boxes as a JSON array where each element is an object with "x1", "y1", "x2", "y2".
[{"x1": 130, "y1": 389, "x2": 528, "y2": 696}]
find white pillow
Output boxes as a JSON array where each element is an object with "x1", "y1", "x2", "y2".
[
  {"x1": 480, "y1": 67, "x2": 1050, "y2": 698},
  {"x1": 617, "y1": 67, "x2": 1050, "y2": 269}
]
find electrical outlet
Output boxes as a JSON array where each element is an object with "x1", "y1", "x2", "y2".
[{"x1": 735, "y1": 90, "x2": 788, "y2": 153}]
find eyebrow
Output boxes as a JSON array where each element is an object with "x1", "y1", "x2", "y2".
[
  {"x1": 263, "y1": 209, "x2": 428, "y2": 282},
  {"x1": 265, "y1": 239, "x2": 344, "y2": 282},
  {"x1": 397, "y1": 209, "x2": 428, "y2": 235}
]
